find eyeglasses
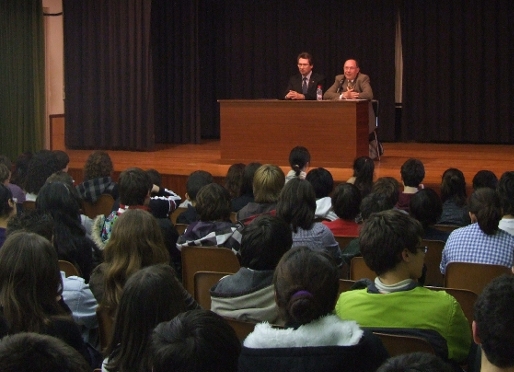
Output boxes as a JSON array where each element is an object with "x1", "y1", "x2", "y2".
[{"x1": 417, "y1": 246, "x2": 428, "y2": 254}]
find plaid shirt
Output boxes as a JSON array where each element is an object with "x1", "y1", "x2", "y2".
[
  {"x1": 176, "y1": 220, "x2": 243, "y2": 254},
  {"x1": 440, "y1": 222, "x2": 514, "y2": 274},
  {"x1": 76, "y1": 177, "x2": 117, "y2": 203}
]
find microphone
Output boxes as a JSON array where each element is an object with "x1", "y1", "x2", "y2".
[{"x1": 336, "y1": 77, "x2": 345, "y2": 93}]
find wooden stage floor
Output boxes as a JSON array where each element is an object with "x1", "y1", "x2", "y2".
[{"x1": 67, "y1": 141, "x2": 514, "y2": 198}]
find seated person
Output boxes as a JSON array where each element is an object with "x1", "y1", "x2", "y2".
[
  {"x1": 323, "y1": 183, "x2": 361, "y2": 237},
  {"x1": 377, "y1": 352, "x2": 453, "y2": 372},
  {"x1": 336, "y1": 210, "x2": 471, "y2": 366},
  {"x1": 306, "y1": 167, "x2": 337, "y2": 221},
  {"x1": 151, "y1": 310, "x2": 241, "y2": 372},
  {"x1": 472, "y1": 170, "x2": 498, "y2": 190},
  {"x1": 0, "y1": 156, "x2": 25, "y2": 204},
  {"x1": 76, "y1": 151, "x2": 118, "y2": 203},
  {"x1": 347, "y1": 156, "x2": 374, "y2": 198},
  {"x1": 285, "y1": 146, "x2": 310, "y2": 183},
  {"x1": 409, "y1": 188, "x2": 450, "y2": 242},
  {"x1": 440, "y1": 188, "x2": 514, "y2": 274},
  {"x1": 372, "y1": 177, "x2": 401, "y2": 208},
  {"x1": 23, "y1": 150, "x2": 61, "y2": 201},
  {"x1": 0, "y1": 184, "x2": 16, "y2": 247},
  {"x1": 210, "y1": 215, "x2": 292, "y2": 323},
  {"x1": 323, "y1": 59, "x2": 373, "y2": 100},
  {"x1": 283, "y1": 52, "x2": 325, "y2": 100},
  {"x1": 396, "y1": 158, "x2": 425, "y2": 212},
  {"x1": 238, "y1": 246, "x2": 388, "y2": 372},
  {"x1": 224, "y1": 163, "x2": 245, "y2": 201},
  {"x1": 437, "y1": 168, "x2": 470, "y2": 226},
  {"x1": 53, "y1": 150, "x2": 70, "y2": 172},
  {"x1": 176, "y1": 183, "x2": 242, "y2": 253},
  {"x1": 177, "y1": 170, "x2": 213, "y2": 224},
  {"x1": 231, "y1": 163, "x2": 261, "y2": 212},
  {"x1": 237, "y1": 164, "x2": 284, "y2": 222},
  {"x1": 497, "y1": 171, "x2": 514, "y2": 236}
]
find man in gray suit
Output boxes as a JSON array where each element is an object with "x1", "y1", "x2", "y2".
[{"x1": 324, "y1": 59, "x2": 373, "y2": 100}]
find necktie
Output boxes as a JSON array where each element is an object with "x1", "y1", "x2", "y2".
[{"x1": 302, "y1": 77, "x2": 308, "y2": 94}]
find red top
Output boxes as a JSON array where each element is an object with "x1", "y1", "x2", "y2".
[{"x1": 322, "y1": 218, "x2": 360, "y2": 237}]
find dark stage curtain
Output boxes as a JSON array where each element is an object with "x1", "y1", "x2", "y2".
[
  {"x1": 63, "y1": 0, "x2": 155, "y2": 150},
  {"x1": 401, "y1": 0, "x2": 514, "y2": 143}
]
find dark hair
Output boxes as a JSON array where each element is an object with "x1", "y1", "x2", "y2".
[
  {"x1": 224, "y1": 163, "x2": 245, "y2": 199},
  {"x1": 0, "y1": 332, "x2": 90, "y2": 372},
  {"x1": 360, "y1": 192, "x2": 394, "y2": 220},
  {"x1": 440, "y1": 168, "x2": 467, "y2": 206},
  {"x1": 276, "y1": 178, "x2": 316, "y2": 233},
  {"x1": 118, "y1": 167, "x2": 152, "y2": 205},
  {"x1": 106, "y1": 264, "x2": 187, "y2": 372},
  {"x1": 146, "y1": 169, "x2": 162, "y2": 187},
  {"x1": 352, "y1": 156, "x2": 374, "y2": 197},
  {"x1": 83, "y1": 150, "x2": 113, "y2": 180},
  {"x1": 46, "y1": 171, "x2": 83, "y2": 208},
  {"x1": 474, "y1": 275, "x2": 514, "y2": 368},
  {"x1": 195, "y1": 183, "x2": 231, "y2": 222},
  {"x1": 186, "y1": 170, "x2": 213, "y2": 201},
  {"x1": 306, "y1": 167, "x2": 333, "y2": 198},
  {"x1": 372, "y1": 177, "x2": 401, "y2": 206},
  {"x1": 0, "y1": 155, "x2": 12, "y2": 170},
  {"x1": 400, "y1": 158, "x2": 425, "y2": 187},
  {"x1": 0, "y1": 184, "x2": 14, "y2": 218},
  {"x1": 239, "y1": 163, "x2": 261, "y2": 196},
  {"x1": 0, "y1": 164, "x2": 10, "y2": 184},
  {"x1": 24, "y1": 150, "x2": 61, "y2": 194},
  {"x1": 376, "y1": 352, "x2": 453, "y2": 372},
  {"x1": 331, "y1": 183, "x2": 361, "y2": 220},
  {"x1": 360, "y1": 210, "x2": 423, "y2": 276},
  {"x1": 6, "y1": 210, "x2": 54, "y2": 242},
  {"x1": 472, "y1": 170, "x2": 498, "y2": 190},
  {"x1": 409, "y1": 188, "x2": 443, "y2": 229},
  {"x1": 297, "y1": 52, "x2": 313, "y2": 65},
  {"x1": 151, "y1": 310, "x2": 241, "y2": 372},
  {"x1": 288, "y1": 146, "x2": 310, "y2": 177},
  {"x1": 240, "y1": 215, "x2": 292, "y2": 270},
  {"x1": 9, "y1": 152, "x2": 32, "y2": 187},
  {"x1": 0, "y1": 232, "x2": 66, "y2": 333},
  {"x1": 53, "y1": 150, "x2": 69, "y2": 170},
  {"x1": 468, "y1": 188, "x2": 501, "y2": 235},
  {"x1": 497, "y1": 171, "x2": 514, "y2": 216},
  {"x1": 274, "y1": 246, "x2": 339, "y2": 325},
  {"x1": 252, "y1": 164, "x2": 285, "y2": 203}
]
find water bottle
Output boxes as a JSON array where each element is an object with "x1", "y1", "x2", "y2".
[{"x1": 316, "y1": 85, "x2": 322, "y2": 101}]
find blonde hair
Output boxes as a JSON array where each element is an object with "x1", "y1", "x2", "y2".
[{"x1": 253, "y1": 164, "x2": 285, "y2": 203}]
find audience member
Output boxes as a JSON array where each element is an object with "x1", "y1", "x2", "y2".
[
  {"x1": 473, "y1": 275, "x2": 514, "y2": 372},
  {"x1": 0, "y1": 156, "x2": 25, "y2": 203},
  {"x1": 377, "y1": 352, "x2": 453, "y2": 372},
  {"x1": 145, "y1": 169, "x2": 182, "y2": 208},
  {"x1": 239, "y1": 246, "x2": 388, "y2": 372},
  {"x1": 23, "y1": 150, "x2": 61, "y2": 201},
  {"x1": 224, "y1": 163, "x2": 245, "y2": 200},
  {"x1": 323, "y1": 183, "x2": 361, "y2": 236},
  {"x1": 0, "y1": 184, "x2": 16, "y2": 247},
  {"x1": 76, "y1": 150, "x2": 118, "y2": 203},
  {"x1": 306, "y1": 167, "x2": 337, "y2": 221},
  {"x1": 237, "y1": 164, "x2": 284, "y2": 222},
  {"x1": 231, "y1": 162, "x2": 261, "y2": 212},
  {"x1": 472, "y1": 170, "x2": 498, "y2": 191},
  {"x1": 8, "y1": 151, "x2": 32, "y2": 190},
  {"x1": 372, "y1": 176, "x2": 401, "y2": 209},
  {"x1": 396, "y1": 158, "x2": 425, "y2": 212},
  {"x1": 176, "y1": 170, "x2": 213, "y2": 223},
  {"x1": 285, "y1": 146, "x2": 310, "y2": 183},
  {"x1": 347, "y1": 156, "x2": 374, "y2": 198},
  {"x1": 276, "y1": 178, "x2": 342, "y2": 265},
  {"x1": 283, "y1": 52, "x2": 325, "y2": 100},
  {"x1": 103, "y1": 264, "x2": 197, "y2": 372},
  {"x1": 177, "y1": 183, "x2": 242, "y2": 252},
  {"x1": 210, "y1": 215, "x2": 292, "y2": 323},
  {"x1": 151, "y1": 310, "x2": 241, "y2": 372},
  {"x1": 336, "y1": 210, "x2": 471, "y2": 365},
  {"x1": 497, "y1": 171, "x2": 514, "y2": 236},
  {"x1": 323, "y1": 59, "x2": 373, "y2": 100},
  {"x1": 438, "y1": 168, "x2": 471, "y2": 226},
  {"x1": 53, "y1": 150, "x2": 70, "y2": 172},
  {"x1": 409, "y1": 188, "x2": 450, "y2": 242},
  {"x1": 440, "y1": 187, "x2": 514, "y2": 274},
  {"x1": 146, "y1": 168, "x2": 162, "y2": 189}
]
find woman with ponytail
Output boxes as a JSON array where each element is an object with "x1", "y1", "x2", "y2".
[{"x1": 438, "y1": 168, "x2": 471, "y2": 226}]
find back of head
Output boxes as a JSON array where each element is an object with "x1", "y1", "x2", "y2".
[
  {"x1": 0, "y1": 164, "x2": 10, "y2": 184},
  {"x1": 23, "y1": 150, "x2": 61, "y2": 195},
  {"x1": 146, "y1": 169, "x2": 162, "y2": 187},
  {"x1": 440, "y1": 168, "x2": 467, "y2": 205},
  {"x1": 468, "y1": 187, "x2": 501, "y2": 235},
  {"x1": 83, "y1": 150, "x2": 113, "y2": 180},
  {"x1": 360, "y1": 192, "x2": 394, "y2": 221},
  {"x1": 273, "y1": 246, "x2": 339, "y2": 325},
  {"x1": 288, "y1": 146, "x2": 310, "y2": 176},
  {"x1": 240, "y1": 163, "x2": 261, "y2": 196},
  {"x1": 372, "y1": 177, "x2": 401, "y2": 206},
  {"x1": 240, "y1": 215, "x2": 292, "y2": 270},
  {"x1": 400, "y1": 158, "x2": 425, "y2": 187},
  {"x1": 107, "y1": 264, "x2": 186, "y2": 372},
  {"x1": 276, "y1": 178, "x2": 316, "y2": 232},
  {"x1": 253, "y1": 164, "x2": 285, "y2": 203},
  {"x1": 6, "y1": 210, "x2": 54, "y2": 241},
  {"x1": 224, "y1": 163, "x2": 245, "y2": 199},
  {"x1": 118, "y1": 167, "x2": 152, "y2": 205},
  {"x1": 472, "y1": 170, "x2": 498, "y2": 191},
  {"x1": 376, "y1": 352, "x2": 453, "y2": 372},
  {"x1": 186, "y1": 170, "x2": 213, "y2": 201},
  {"x1": 331, "y1": 183, "x2": 361, "y2": 220},
  {"x1": 52, "y1": 150, "x2": 69, "y2": 171},
  {"x1": 353, "y1": 156, "x2": 374, "y2": 197},
  {"x1": 9, "y1": 152, "x2": 32, "y2": 187},
  {"x1": 306, "y1": 167, "x2": 333, "y2": 199},
  {"x1": 497, "y1": 171, "x2": 514, "y2": 216},
  {"x1": 151, "y1": 309, "x2": 241, "y2": 372},
  {"x1": 195, "y1": 183, "x2": 231, "y2": 222},
  {"x1": 409, "y1": 188, "x2": 443, "y2": 229},
  {"x1": 0, "y1": 184, "x2": 14, "y2": 219},
  {"x1": 36, "y1": 182, "x2": 81, "y2": 221},
  {"x1": 0, "y1": 332, "x2": 90, "y2": 372},
  {"x1": 474, "y1": 275, "x2": 514, "y2": 369},
  {"x1": 359, "y1": 210, "x2": 423, "y2": 276}
]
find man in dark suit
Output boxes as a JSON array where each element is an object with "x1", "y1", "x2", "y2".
[
  {"x1": 284, "y1": 52, "x2": 325, "y2": 100},
  {"x1": 324, "y1": 59, "x2": 373, "y2": 100}
]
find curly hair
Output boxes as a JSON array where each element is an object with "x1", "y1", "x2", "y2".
[{"x1": 83, "y1": 151, "x2": 113, "y2": 181}]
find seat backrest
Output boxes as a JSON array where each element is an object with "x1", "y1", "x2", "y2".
[
  {"x1": 373, "y1": 332, "x2": 435, "y2": 357},
  {"x1": 81, "y1": 193, "x2": 115, "y2": 219},
  {"x1": 334, "y1": 235, "x2": 358, "y2": 252},
  {"x1": 194, "y1": 271, "x2": 233, "y2": 310},
  {"x1": 175, "y1": 223, "x2": 188, "y2": 235},
  {"x1": 350, "y1": 256, "x2": 375, "y2": 281},
  {"x1": 223, "y1": 317, "x2": 257, "y2": 342},
  {"x1": 170, "y1": 207, "x2": 188, "y2": 225},
  {"x1": 338, "y1": 279, "x2": 357, "y2": 295},
  {"x1": 181, "y1": 246, "x2": 240, "y2": 295},
  {"x1": 96, "y1": 305, "x2": 114, "y2": 353},
  {"x1": 22, "y1": 200, "x2": 36, "y2": 211},
  {"x1": 444, "y1": 262, "x2": 512, "y2": 295},
  {"x1": 229, "y1": 211, "x2": 238, "y2": 223},
  {"x1": 422, "y1": 239, "x2": 445, "y2": 287},
  {"x1": 426, "y1": 286, "x2": 477, "y2": 330},
  {"x1": 58, "y1": 260, "x2": 81, "y2": 277},
  {"x1": 434, "y1": 224, "x2": 460, "y2": 233}
]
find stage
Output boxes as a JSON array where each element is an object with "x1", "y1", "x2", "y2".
[{"x1": 65, "y1": 141, "x2": 514, "y2": 200}]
